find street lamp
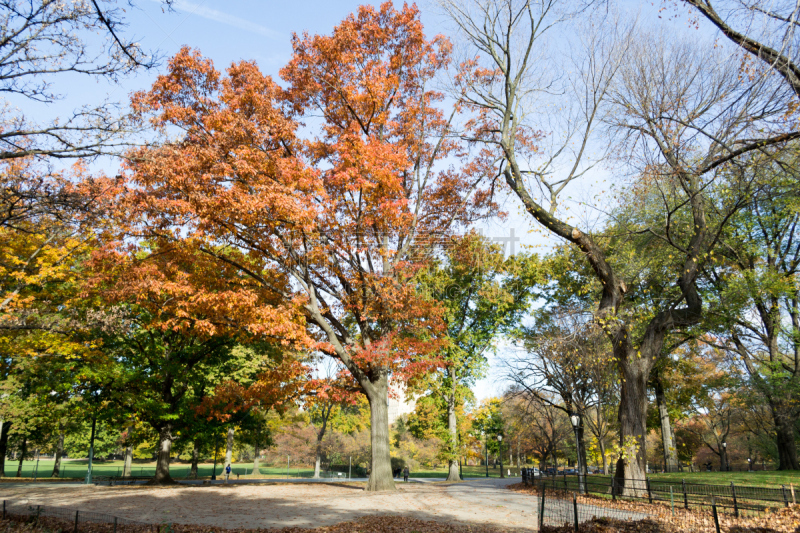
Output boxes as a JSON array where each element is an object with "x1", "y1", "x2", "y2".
[
  {"x1": 570, "y1": 414, "x2": 585, "y2": 494},
  {"x1": 722, "y1": 442, "x2": 727, "y2": 472},
  {"x1": 497, "y1": 435, "x2": 504, "y2": 479}
]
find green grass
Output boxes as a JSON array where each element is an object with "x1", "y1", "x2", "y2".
[
  {"x1": 648, "y1": 470, "x2": 800, "y2": 487},
  {"x1": 3, "y1": 459, "x2": 519, "y2": 480},
  {"x1": 9, "y1": 460, "x2": 796, "y2": 487},
  {"x1": 536, "y1": 470, "x2": 800, "y2": 492},
  {"x1": 2, "y1": 459, "x2": 324, "y2": 480},
  {"x1": 412, "y1": 465, "x2": 515, "y2": 479}
]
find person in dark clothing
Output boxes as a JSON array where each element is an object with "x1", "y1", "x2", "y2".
[{"x1": 403, "y1": 466, "x2": 409, "y2": 482}]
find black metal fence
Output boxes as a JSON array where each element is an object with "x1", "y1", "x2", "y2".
[
  {"x1": 522, "y1": 468, "x2": 794, "y2": 517},
  {"x1": 2, "y1": 500, "x2": 151, "y2": 532}
]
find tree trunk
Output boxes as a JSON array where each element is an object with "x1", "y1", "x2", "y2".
[
  {"x1": 224, "y1": 426, "x2": 234, "y2": 470},
  {"x1": 152, "y1": 425, "x2": 175, "y2": 484},
  {"x1": 16, "y1": 435, "x2": 26, "y2": 477},
  {"x1": 577, "y1": 421, "x2": 589, "y2": 480},
  {"x1": 0, "y1": 420, "x2": 10, "y2": 478},
  {"x1": 446, "y1": 390, "x2": 460, "y2": 482},
  {"x1": 774, "y1": 413, "x2": 800, "y2": 470},
  {"x1": 654, "y1": 371, "x2": 679, "y2": 472},
  {"x1": 190, "y1": 441, "x2": 199, "y2": 478},
  {"x1": 51, "y1": 429, "x2": 64, "y2": 477},
  {"x1": 617, "y1": 348, "x2": 650, "y2": 496},
  {"x1": 123, "y1": 444, "x2": 133, "y2": 477},
  {"x1": 499, "y1": 448, "x2": 504, "y2": 478},
  {"x1": 599, "y1": 438, "x2": 608, "y2": 474},
  {"x1": 313, "y1": 415, "x2": 327, "y2": 479},
  {"x1": 365, "y1": 374, "x2": 396, "y2": 491},
  {"x1": 252, "y1": 443, "x2": 261, "y2": 475}
]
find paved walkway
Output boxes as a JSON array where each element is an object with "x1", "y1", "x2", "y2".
[{"x1": 0, "y1": 477, "x2": 649, "y2": 530}]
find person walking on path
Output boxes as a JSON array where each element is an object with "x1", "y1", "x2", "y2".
[
  {"x1": 225, "y1": 464, "x2": 231, "y2": 483},
  {"x1": 403, "y1": 466, "x2": 409, "y2": 482}
]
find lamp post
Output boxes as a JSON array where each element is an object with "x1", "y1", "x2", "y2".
[
  {"x1": 497, "y1": 435, "x2": 504, "y2": 479},
  {"x1": 722, "y1": 442, "x2": 727, "y2": 472},
  {"x1": 570, "y1": 414, "x2": 585, "y2": 494}
]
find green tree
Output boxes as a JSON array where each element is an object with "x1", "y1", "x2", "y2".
[
  {"x1": 704, "y1": 167, "x2": 800, "y2": 469},
  {"x1": 415, "y1": 235, "x2": 539, "y2": 480}
]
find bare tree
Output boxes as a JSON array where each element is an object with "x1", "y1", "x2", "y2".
[
  {"x1": 512, "y1": 390, "x2": 572, "y2": 471},
  {"x1": 0, "y1": 0, "x2": 161, "y2": 161},
  {"x1": 681, "y1": 0, "x2": 800, "y2": 98},
  {"x1": 506, "y1": 306, "x2": 617, "y2": 478},
  {"x1": 441, "y1": 0, "x2": 794, "y2": 493}
]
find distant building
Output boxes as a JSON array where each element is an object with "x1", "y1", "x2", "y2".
[{"x1": 387, "y1": 380, "x2": 416, "y2": 425}]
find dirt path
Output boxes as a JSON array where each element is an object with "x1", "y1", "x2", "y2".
[{"x1": 0, "y1": 479, "x2": 538, "y2": 530}]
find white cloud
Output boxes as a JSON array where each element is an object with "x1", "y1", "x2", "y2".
[{"x1": 167, "y1": 0, "x2": 283, "y2": 40}]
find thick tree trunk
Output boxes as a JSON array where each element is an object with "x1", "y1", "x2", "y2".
[
  {"x1": 446, "y1": 391, "x2": 460, "y2": 482},
  {"x1": 51, "y1": 430, "x2": 64, "y2": 477},
  {"x1": 152, "y1": 425, "x2": 175, "y2": 484},
  {"x1": 122, "y1": 445, "x2": 133, "y2": 477},
  {"x1": 224, "y1": 426, "x2": 234, "y2": 470},
  {"x1": 16, "y1": 435, "x2": 26, "y2": 477},
  {"x1": 774, "y1": 413, "x2": 799, "y2": 470},
  {"x1": 577, "y1": 422, "x2": 589, "y2": 480},
  {"x1": 654, "y1": 371, "x2": 679, "y2": 472},
  {"x1": 617, "y1": 350, "x2": 650, "y2": 496},
  {"x1": 365, "y1": 374, "x2": 396, "y2": 491},
  {"x1": 719, "y1": 447, "x2": 728, "y2": 471},
  {"x1": 122, "y1": 424, "x2": 133, "y2": 478},
  {"x1": 0, "y1": 420, "x2": 10, "y2": 478},
  {"x1": 190, "y1": 441, "x2": 199, "y2": 478},
  {"x1": 313, "y1": 433, "x2": 323, "y2": 479},
  {"x1": 313, "y1": 453, "x2": 322, "y2": 478}
]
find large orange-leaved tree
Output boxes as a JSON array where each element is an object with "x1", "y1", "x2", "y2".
[{"x1": 123, "y1": 2, "x2": 496, "y2": 490}]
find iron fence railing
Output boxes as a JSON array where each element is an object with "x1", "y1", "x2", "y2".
[
  {"x1": 2, "y1": 500, "x2": 152, "y2": 532},
  {"x1": 522, "y1": 468, "x2": 795, "y2": 518}
]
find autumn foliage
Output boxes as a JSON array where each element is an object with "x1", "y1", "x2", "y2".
[{"x1": 114, "y1": 2, "x2": 498, "y2": 490}]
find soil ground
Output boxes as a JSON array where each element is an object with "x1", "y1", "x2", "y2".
[{"x1": 0, "y1": 478, "x2": 543, "y2": 530}]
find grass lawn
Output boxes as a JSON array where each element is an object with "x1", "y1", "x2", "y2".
[
  {"x1": 536, "y1": 470, "x2": 800, "y2": 492},
  {"x1": 648, "y1": 470, "x2": 800, "y2": 487},
  {"x1": 2, "y1": 459, "x2": 323, "y2": 480},
  {"x1": 3, "y1": 460, "x2": 517, "y2": 480},
  {"x1": 8, "y1": 460, "x2": 796, "y2": 487}
]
